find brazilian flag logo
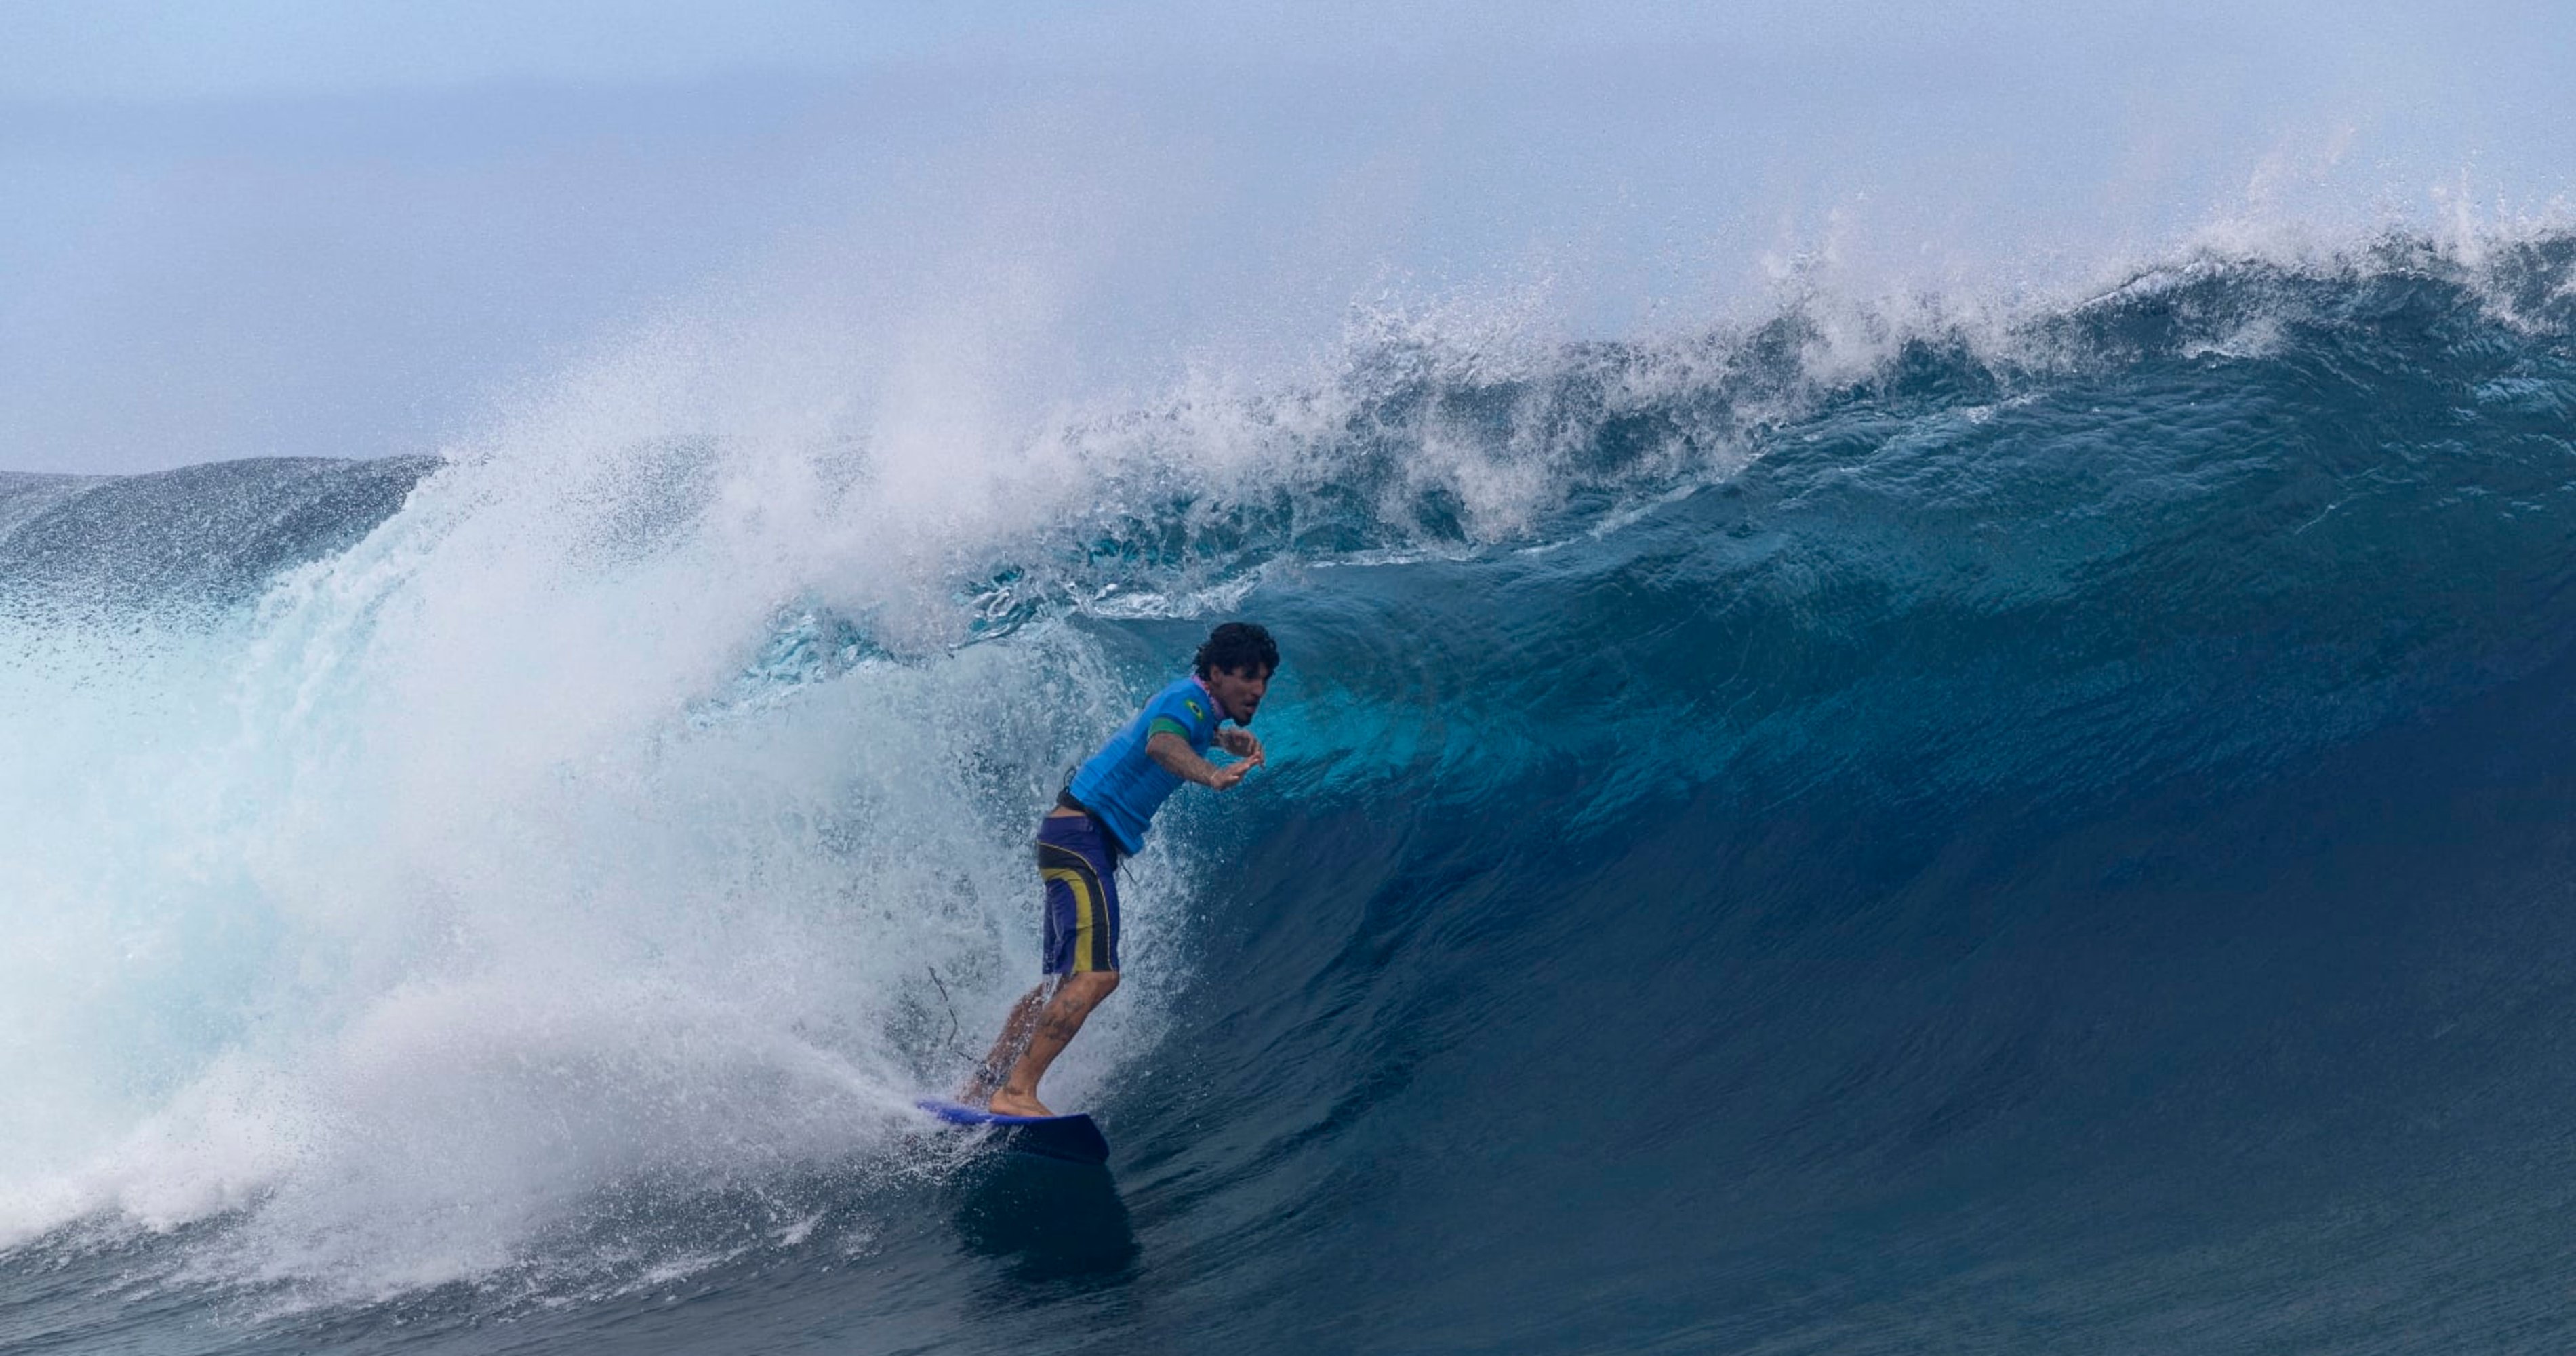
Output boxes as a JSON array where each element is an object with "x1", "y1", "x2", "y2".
[{"x1": 1186, "y1": 699, "x2": 1206, "y2": 722}]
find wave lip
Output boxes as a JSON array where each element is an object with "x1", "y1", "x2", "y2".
[{"x1": 0, "y1": 456, "x2": 438, "y2": 618}]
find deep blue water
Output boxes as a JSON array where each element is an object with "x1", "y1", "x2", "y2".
[{"x1": 7, "y1": 235, "x2": 2576, "y2": 1353}]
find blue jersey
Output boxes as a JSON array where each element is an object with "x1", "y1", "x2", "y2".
[{"x1": 1068, "y1": 673, "x2": 1227, "y2": 854}]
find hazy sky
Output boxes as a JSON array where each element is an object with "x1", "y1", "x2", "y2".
[{"x1": 4, "y1": 1, "x2": 2571, "y2": 474}]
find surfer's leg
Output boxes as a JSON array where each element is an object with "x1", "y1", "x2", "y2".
[
  {"x1": 995, "y1": 814, "x2": 1123, "y2": 1114},
  {"x1": 989, "y1": 969, "x2": 1119, "y2": 1117},
  {"x1": 960, "y1": 981, "x2": 1053, "y2": 1100}
]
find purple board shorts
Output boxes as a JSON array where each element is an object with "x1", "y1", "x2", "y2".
[{"x1": 1037, "y1": 812, "x2": 1121, "y2": 974}]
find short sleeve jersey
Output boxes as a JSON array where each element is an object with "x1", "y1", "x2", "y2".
[{"x1": 1067, "y1": 673, "x2": 1226, "y2": 854}]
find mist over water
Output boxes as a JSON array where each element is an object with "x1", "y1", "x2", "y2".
[
  {"x1": 8, "y1": 1, "x2": 2575, "y2": 475},
  {"x1": 8, "y1": 5, "x2": 2576, "y2": 1353}
]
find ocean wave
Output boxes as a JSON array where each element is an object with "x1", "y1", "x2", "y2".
[{"x1": 4, "y1": 228, "x2": 2576, "y2": 1348}]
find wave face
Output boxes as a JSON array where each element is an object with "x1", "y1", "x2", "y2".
[{"x1": 7, "y1": 235, "x2": 2576, "y2": 1353}]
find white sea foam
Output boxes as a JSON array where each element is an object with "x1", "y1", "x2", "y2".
[{"x1": 0, "y1": 294, "x2": 1205, "y2": 1293}]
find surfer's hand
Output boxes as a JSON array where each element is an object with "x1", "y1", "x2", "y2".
[
  {"x1": 1209, "y1": 759, "x2": 1254, "y2": 790},
  {"x1": 1217, "y1": 727, "x2": 1266, "y2": 764}
]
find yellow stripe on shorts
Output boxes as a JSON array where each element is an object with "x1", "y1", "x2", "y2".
[{"x1": 1041, "y1": 862, "x2": 1104, "y2": 972}]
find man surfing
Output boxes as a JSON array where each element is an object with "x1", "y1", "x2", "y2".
[{"x1": 964, "y1": 621, "x2": 1279, "y2": 1117}]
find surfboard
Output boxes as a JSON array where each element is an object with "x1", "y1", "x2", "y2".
[{"x1": 915, "y1": 1098, "x2": 1110, "y2": 1165}]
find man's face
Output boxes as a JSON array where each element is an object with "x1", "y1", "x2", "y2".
[{"x1": 1206, "y1": 664, "x2": 1272, "y2": 725}]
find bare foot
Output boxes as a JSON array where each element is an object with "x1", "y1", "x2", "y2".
[
  {"x1": 986, "y1": 1088, "x2": 1053, "y2": 1117},
  {"x1": 956, "y1": 1064, "x2": 1005, "y2": 1103}
]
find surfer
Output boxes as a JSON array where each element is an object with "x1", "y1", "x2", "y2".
[{"x1": 964, "y1": 621, "x2": 1279, "y2": 1117}]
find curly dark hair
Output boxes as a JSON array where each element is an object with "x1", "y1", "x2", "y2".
[{"x1": 1194, "y1": 621, "x2": 1280, "y2": 678}]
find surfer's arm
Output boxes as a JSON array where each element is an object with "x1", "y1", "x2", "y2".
[{"x1": 1150, "y1": 732, "x2": 1254, "y2": 789}]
